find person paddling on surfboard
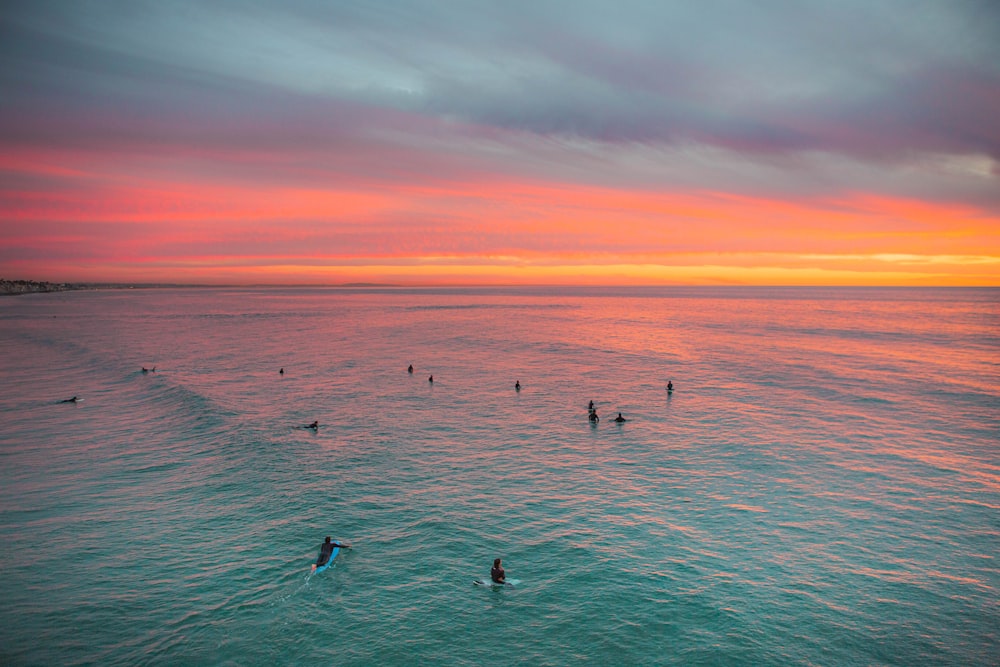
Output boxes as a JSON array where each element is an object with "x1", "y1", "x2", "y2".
[
  {"x1": 491, "y1": 558, "x2": 506, "y2": 584},
  {"x1": 311, "y1": 536, "x2": 350, "y2": 572}
]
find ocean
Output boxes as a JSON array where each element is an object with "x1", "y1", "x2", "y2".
[{"x1": 0, "y1": 286, "x2": 996, "y2": 666}]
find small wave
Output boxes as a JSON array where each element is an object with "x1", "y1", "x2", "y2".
[
  {"x1": 724, "y1": 503, "x2": 770, "y2": 513},
  {"x1": 405, "y1": 303, "x2": 576, "y2": 312}
]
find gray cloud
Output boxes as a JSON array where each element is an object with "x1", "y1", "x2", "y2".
[{"x1": 1, "y1": 0, "x2": 998, "y2": 206}]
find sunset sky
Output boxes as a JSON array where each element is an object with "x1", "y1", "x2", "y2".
[{"x1": 2, "y1": 0, "x2": 998, "y2": 285}]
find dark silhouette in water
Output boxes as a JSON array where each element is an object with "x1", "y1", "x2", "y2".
[
  {"x1": 515, "y1": 380, "x2": 521, "y2": 391},
  {"x1": 303, "y1": 421, "x2": 318, "y2": 430},
  {"x1": 280, "y1": 368, "x2": 284, "y2": 375},
  {"x1": 588, "y1": 400, "x2": 594, "y2": 411},
  {"x1": 491, "y1": 558, "x2": 506, "y2": 584},
  {"x1": 428, "y1": 375, "x2": 433, "y2": 383},
  {"x1": 667, "y1": 380, "x2": 673, "y2": 392},
  {"x1": 589, "y1": 409, "x2": 599, "y2": 423},
  {"x1": 408, "y1": 364, "x2": 413, "y2": 374},
  {"x1": 59, "y1": 396, "x2": 78, "y2": 403},
  {"x1": 311, "y1": 536, "x2": 351, "y2": 572},
  {"x1": 614, "y1": 413, "x2": 627, "y2": 422}
]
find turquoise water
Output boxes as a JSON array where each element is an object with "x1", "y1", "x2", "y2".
[{"x1": 0, "y1": 286, "x2": 997, "y2": 665}]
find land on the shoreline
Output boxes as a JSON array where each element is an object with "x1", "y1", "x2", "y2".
[
  {"x1": 1, "y1": 280, "x2": 405, "y2": 295},
  {"x1": 0, "y1": 279, "x2": 92, "y2": 295},
  {"x1": 0, "y1": 280, "x2": 168, "y2": 295}
]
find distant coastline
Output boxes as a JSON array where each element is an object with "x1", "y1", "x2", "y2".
[
  {"x1": 0, "y1": 279, "x2": 91, "y2": 295},
  {"x1": 0, "y1": 279, "x2": 169, "y2": 295},
  {"x1": 0, "y1": 279, "x2": 405, "y2": 296}
]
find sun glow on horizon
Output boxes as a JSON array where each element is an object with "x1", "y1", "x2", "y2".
[{"x1": 3, "y1": 169, "x2": 997, "y2": 286}]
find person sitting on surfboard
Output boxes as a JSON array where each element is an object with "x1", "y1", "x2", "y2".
[
  {"x1": 311, "y1": 536, "x2": 350, "y2": 572},
  {"x1": 491, "y1": 558, "x2": 506, "y2": 584},
  {"x1": 667, "y1": 380, "x2": 673, "y2": 392}
]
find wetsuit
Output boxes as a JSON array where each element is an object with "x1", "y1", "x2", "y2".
[
  {"x1": 316, "y1": 541, "x2": 336, "y2": 567},
  {"x1": 491, "y1": 565, "x2": 505, "y2": 584}
]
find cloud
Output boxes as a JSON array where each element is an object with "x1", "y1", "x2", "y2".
[
  {"x1": 5, "y1": 1, "x2": 999, "y2": 159},
  {"x1": 1, "y1": 0, "x2": 998, "y2": 284}
]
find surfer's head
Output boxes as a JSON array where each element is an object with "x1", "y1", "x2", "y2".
[
  {"x1": 324, "y1": 536, "x2": 331, "y2": 544},
  {"x1": 494, "y1": 558, "x2": 501, "y2": 568}
]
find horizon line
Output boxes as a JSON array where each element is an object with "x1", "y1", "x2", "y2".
[{"x1": 4, "y1": 280, "x2": 997, "y2": 290}]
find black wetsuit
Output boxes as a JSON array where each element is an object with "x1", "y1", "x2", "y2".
[
  {"x1": 316, "y1": 541, "x2": 336, "y2": 567},
  {"x1": 491, "y1": 566, "x2": 505, "y2": 584}
]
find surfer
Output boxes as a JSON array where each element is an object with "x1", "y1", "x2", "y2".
[
  {"x1": 280, "y1": 367, "x2": 284, "y2": 375},
  {"x1": 428, "y1": 375, "x2": 434, "y2": 383},
  {"x1": 588, "y1": 400, "x2": 594, "y2": 411},
  {"x1": 614, "y1": 413, "x2": 627, "y2": 422},
  {"x1": 491, "y1": 558, "x2": 506, "y2": 584},
  {"x1": 311, "y1": 536, "x2": 350, "y2": 572},
  {"x1": 589, "y1": 409, "x2": 599, "y2": 423},
  {"x1": 60, "y1": 396, "x2": 78, "y2": 403},
  {"x1": 142, "y1": 367, "x2": 149, "y2": 373},
  {"x1": 408, "y1": 364, "x2": 413, "y2": 374},
  {"x1": 306, "y1": 421, "x2": 318, "y2": 429},
  {"x1": 667, "y1": 380, "x2": 673, "y2": 392},
  {"x1": 515, "y1": 380, "x2": 521, "y2": 391}
]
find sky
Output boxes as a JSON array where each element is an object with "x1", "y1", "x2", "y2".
[{"x1": 1, "y1": 0, "x2": 999, "y2": 285}]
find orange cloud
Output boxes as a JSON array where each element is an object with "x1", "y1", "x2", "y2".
[{"x1": 2, "y1": 151, "x2": 997, "y2": 285}]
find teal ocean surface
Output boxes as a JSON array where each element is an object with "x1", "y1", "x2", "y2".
[{"x1": 0, "y1": 286, "x2": 997, "y2": 665}]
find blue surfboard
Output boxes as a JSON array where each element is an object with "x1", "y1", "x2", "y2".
[{"x1": 474, "y1": 578, "x2": 519, "y2": 588}]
